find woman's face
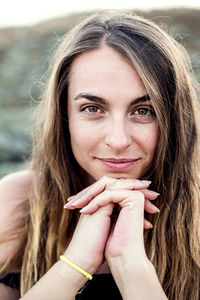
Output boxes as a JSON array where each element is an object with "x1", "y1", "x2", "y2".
[{"x1": 67, "y1": 45, "x2": 159, "y2": 181}]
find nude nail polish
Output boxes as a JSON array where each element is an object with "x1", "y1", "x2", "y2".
[{"x1": 141, "y1": 180, "x2": 152, "y2": 184}]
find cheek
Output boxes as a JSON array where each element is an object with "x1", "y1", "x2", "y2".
[
  {"x1": 147, "y1": 128, "x2": 159, "y2": 154},
  {"x1": 135, "y1": 124, "x2": 158, "y2": 153},
  {"x1": 69, "y1": 119, "x2": 99, "y2": 151}
]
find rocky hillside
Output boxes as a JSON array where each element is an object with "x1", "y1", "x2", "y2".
[{"x1": 0, "y1": 8, "x2": 199, "y2": 177}]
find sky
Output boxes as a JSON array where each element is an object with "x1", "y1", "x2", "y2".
[{"x1": 1, "y1": 0, "x2": 200, "y2": 28}]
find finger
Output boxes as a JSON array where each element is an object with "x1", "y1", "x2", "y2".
[
  {"x1": 79, "y1": 189, "x2": 144, "y2": 214},
  {"x1": 106, "y1": 193, "x2": 146, "y2": 253},
  {"x1": 144, "y1": 219, "x2": 153, "y2": 229},
  {"x1": 119, "y1": 201, "x2": 154, "y2": 229},
  {"x1": 65, "y1": 203, "x2": 114, "y2": 271},
  {"x1": 107, "y1": 178, "x2": 151, "y2": 190},
  {"x1": 66, "y1": 188, "x2": 158, "y2": 208},
  {"x1": 144, "y1": 199, "x2": 160, "y2": 214},
  {"x1": 67, "y1": 189, "x2": 159, "y2": 212},
  {"x1": 140, "y1": 189, "x2": 159, "y2": 200},
  {"x1": 65, "y1": 179, "x2": 154, "y2": 209},
  {"x1": 64, "y1": 176, "x2": 116, "y2": 209},
  {"x1": 67, "y1": 178, "x2": 152, "y2": 207}
]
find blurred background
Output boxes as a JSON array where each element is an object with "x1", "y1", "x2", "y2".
[{"x1": 0, "y1": 1, "x2": 200, "y2": 178}]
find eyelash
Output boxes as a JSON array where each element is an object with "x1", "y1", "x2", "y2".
[
  {"x1": 131, "y1": 107, "x2": 155, "y2": 117},
  {"x1": 80, "y1": 105, "x2": 155, "y2": 119},
  {"x1": 80, "y1": 105, "x2": 102, "y2": 114}
]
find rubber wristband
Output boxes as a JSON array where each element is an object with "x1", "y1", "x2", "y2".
[{"x1": 59, "y1": 255, "x2": 93, "y2": 280}]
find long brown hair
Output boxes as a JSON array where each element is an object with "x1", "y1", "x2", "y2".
[{"x1": 2, "y1": 11, "x2": 200, "y2": 299}]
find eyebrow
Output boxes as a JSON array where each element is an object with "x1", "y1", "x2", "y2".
[{"x1": 74, "y1": 93, "x2": 150, "y2": 106}]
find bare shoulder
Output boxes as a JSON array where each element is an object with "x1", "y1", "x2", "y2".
[
  {"x1": 0, "y1": 170, "x2": 33, "y2": 203},
  {"x1": 0, "y1": 169, "x2": 33, "y2": 230},
  {"x1": 0, "y1": 170, "x2": 33, "y2": 265}
]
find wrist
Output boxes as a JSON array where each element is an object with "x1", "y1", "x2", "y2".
[
  {"x1": 52, "y1": 260, "x2": 89, "y2": 295},
  {"x1": 63, "y1": 249, "x2": 98, "y2": 275},
  {"x1": 108, "y1": 257, "x2": 167, "y2": 299},
  {"x1": 108, "y1": 255, "x2": 153, "y2": 281},
  {"x1": 60, "y1": 255, "x2": 93, "y2": 280}
]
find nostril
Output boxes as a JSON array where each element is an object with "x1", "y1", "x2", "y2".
[
  {"x1": 105, "y1": 131, "x2": 131, "y2": 149},
  {"x1": 104, "y1": 118, "x2": 132, "y2": 149}
]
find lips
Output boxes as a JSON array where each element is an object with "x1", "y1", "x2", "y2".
[{"x1": 97, "y1": 157, "x2": 140, "y2": 171}]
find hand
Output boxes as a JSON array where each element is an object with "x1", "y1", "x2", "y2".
[
  {"x1": 64, "y1": 177, "x2": 159, "y2": 270},
  {"x1": 67, "y1": 184, "x2": 153, "y2": 260},
  {"x1": 64, "y1": 203, "x2": 114, "y2": 274},
  {"x1": 65, "y1": 177, "x2": 163, "y2": 299},
  {"x1": 65, "y1": 176, "x2": 160, "y2": 229}
]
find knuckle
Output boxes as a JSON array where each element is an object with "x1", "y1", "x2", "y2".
[
  {"x1": 102, "y1": 189, "x2": 112, "y2": 197},
  {"x1": 101, "y1": 175, "x2": 108, "y2": 182},
  {"x1": 122, "y1": 191, "x2": 145, "y2": 209},
  {"x1": 101, "y1": 175, "x2": 114, "y2": 183},
  {"x1": 107, "y1": 180, "x2": 119, "y2": 189},
  {"x1": 133, "y1": 190, "x2": 145, "y2": 202},
  {"x1": 117, "y1": 178, "x2": 126, "y2": 183},
  {"x1": 109, "y1": 178, "x2": 129, "y2": 189},
  {"x1": 106, "y1": 177, "x2": 117, "y2": 187},
  {"x1": 130, "y1": 178, "x2": 143, "y2": 187}
]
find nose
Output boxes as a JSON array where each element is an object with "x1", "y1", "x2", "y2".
[{"x1": 104, "y1": 117, "x2": 132, "y2": 151}]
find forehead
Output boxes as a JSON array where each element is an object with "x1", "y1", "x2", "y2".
[
  {"x1": 68, "y1": 45, "x2": 146, "y2": 99},
  {"x1": 70, "y1": 45, "x2": 134, "y2": 76}
]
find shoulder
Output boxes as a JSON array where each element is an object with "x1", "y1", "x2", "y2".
[
  {"x1": 0, "y1": 169, "x2": 33, "y2": 201},
  {"x1": 0, "y1": 170, "x2": 33, "y2": 266},
  {"x1": 0, "y1": 170, "x2": 33, "y2": 220}
]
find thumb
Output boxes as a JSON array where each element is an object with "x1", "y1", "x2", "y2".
[{"x1": 106, "y1": 191, "x2": 146, "y2": 257}]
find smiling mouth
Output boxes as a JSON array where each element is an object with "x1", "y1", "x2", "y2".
[{"x1": 97, "y1": 158, "x2": 140, "y2": 171}]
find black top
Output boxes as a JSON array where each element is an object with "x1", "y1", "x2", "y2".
[
  {"x1": 0, "y1": 273, "x2": 123, "y2": 299},
  {"x1": 76, "y1": 273, "x2": 122, "y2": 300},
  {"x1": 0, "y1": 273, "x2": 20, "y2": 290}
]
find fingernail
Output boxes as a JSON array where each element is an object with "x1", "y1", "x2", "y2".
[
  {"x1": 67, "y1": 196, "x2": 74, "y2": 202},
  {"x1": 155, "y1": 207, "x2": 160, "y2": 213},
  {"x1": 64, "y1": 202, "x2": 76, "y2": 209},
  {"x1": 150, "y1": 191, "x2": 160, "y2": 196},
  {"x1": 79, "y1": 207, "x2": 88, "y2": 213},
  {"x1": 141, "y1": 180, "x2": 152, "y2": 185}
]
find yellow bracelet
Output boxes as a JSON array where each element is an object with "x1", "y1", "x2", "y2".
[{"x1": 59, "y1": 255, "x2": 93, "y2": 280}]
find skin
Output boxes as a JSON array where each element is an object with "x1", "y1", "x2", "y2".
[
  {"x1": 61, "y1": 45, "x2": 167, "y2": 298},
  {"x1": 67, "y1": 45, "x2": 159, "y2": 181},
  {"x1": 66, "y1": 45, "x2": 160, "y2": 267},
  {"x1": 0, "y1": 46, "x2": 167, "y2": 299},
  {"x1": 63, "y1": 178, "x2": 167, "y2": 299}
]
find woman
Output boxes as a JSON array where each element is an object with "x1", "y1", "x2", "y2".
[{"x1": 0, "y1": 11, "x2": 199, "y2": 300}]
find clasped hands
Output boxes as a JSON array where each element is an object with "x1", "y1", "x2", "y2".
[{"x1": 64, "y1": 176, "x2": 160, "y2": 277}]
